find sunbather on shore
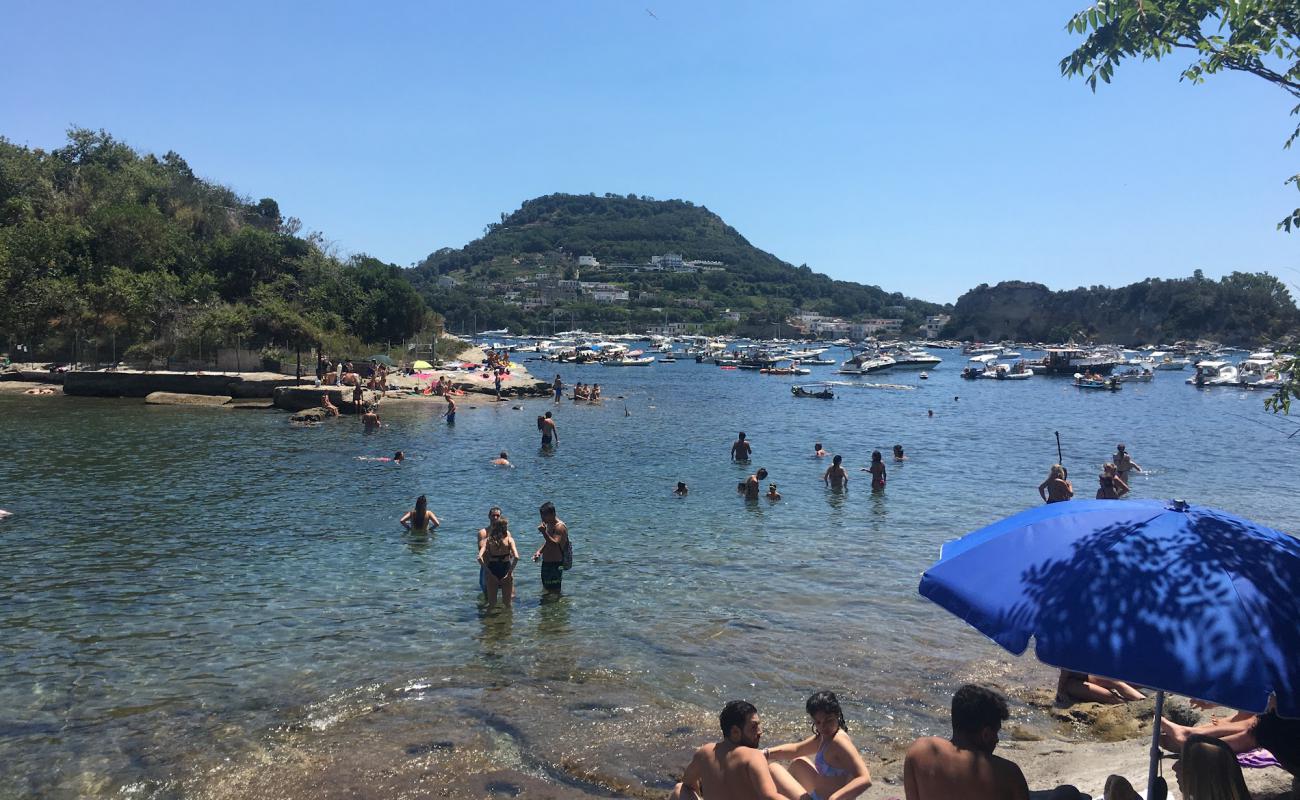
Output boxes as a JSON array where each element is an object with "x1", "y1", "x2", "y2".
[{"x1": 763, "y1": 691, "x2": 871, "y2": 800}]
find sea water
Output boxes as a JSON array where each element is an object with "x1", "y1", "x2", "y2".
[{"x1": 0, "y1": 348, "x2": 1296, "y2": 798}]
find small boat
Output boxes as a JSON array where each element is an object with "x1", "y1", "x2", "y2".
[
  {"x1": 802, "y1": 357, "x2": 838, "y2": 365},
  {"x1": 919, "y1": 371, "x2": 929, "y2": 380},
  {"x1": 1186, "y1": 360, "x2": 1239, "y2": 387},
  {"x1": 791, "y1": 384, "x2": 834, "y2": 399},
  {"x1": 600, "y1": 356, "x2": 655, "y2": 366},
  {"x1": 657, "y1": 356, "x2": 677, "y2": 363},
  {"x1": 1114, "y1": 367, "x2": 1154, "y2": 383},
  {"x1": 978, "y1": 364, "x2": 1032, "y2": 380},
  {"x1": 1074, "y1": 373, "x2": 1122, "y2": 391}
]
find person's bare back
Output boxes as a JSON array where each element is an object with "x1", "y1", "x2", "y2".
[
  {"x1": 903, "y1": 736, "x2": 1028, "y2": 800},
  {"x1": 674, "y1": 741, "x2": 781, "y2": 800}
]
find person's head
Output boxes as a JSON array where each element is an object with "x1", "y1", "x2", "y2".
[
  {"x1": 677, "y1": 481, "x2": 687, "y2": 492},
  {"x1": 1102, "y1": 462, "x2": 1117, "y2": 475},
  {"x1": 832, "y1": 454, "x2": 842, "y2": 466},
  {"x1": 1174, "y1": 735, "x2": 1251, "y2": 800},
  {"x1": 756, "y1": 468, "x2": 768, "y2": 480},
  {"x1": 395, "y1": 451, "x2": 404, "y2": 462},
  {"x1": 539, "y1": 501, "x2": 556, "y2": 521},
  {"x1": 545, "y1": 411, "x2": 553, "y2": 419},
  {"x1": 950, "y1": 684, "x2": 1009, "y2": 753},
  {"x1": 487, "y1": 506, "x2": 502, "y2": 523},
  {"x1": 737, "y1": 432, "x2": 746, "y2": 441},
  {"x1": 499, "y1": 451, "x2": 509, "y2": 460},
  {"x1": 767, "y1": 483, "x2": 778, "y2": 494},
  {"x1": 415, "y1": 494, "x2": 427, "y2": 517},
  {"x1": 806, "y1": 691, "x2": 847, "y2": 739},
  {"x1": 719, "y1": 700, "x2": 762, "y2": 747},
  {"x1": 1049, "y1": 464, "x2": 1065, "y2": 480},
  {"x1": 815, "y1": 442, "x2": 823, "y2": 451},
  {"x1": 1116, "y1": 443, "x2": 1126, "y2": 454},
  {"x1": 872, "y1": 450, "x2": 882, "y2": 463},
  {"x1": 928, "y1": 409, "x2": 934, "y2": 417},
  {"x1": 893, "y1": 444, "x2": 904, "y2": 456},
  {"x1": 489, "y1": 517, "x2": 509, "y2": 541}
]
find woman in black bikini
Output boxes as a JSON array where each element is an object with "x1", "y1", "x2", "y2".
[
  {"x1": 1096, "y1": 463, "x2": 1129, "y2": 500},
  {"x1": 478, "y1": 517, "x2": 519, "y2": 608}
]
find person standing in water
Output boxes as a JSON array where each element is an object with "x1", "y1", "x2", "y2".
[
  {"x1": 893, "y1": 444, "x2": 906, "y2": 461},
  {"x1": 399, "y1": 494, "x2": 440, "y2": 532},
  {"x1": 553, "y1": 374, "x2": 563, "y2": 402},
  {"x1": 744, "y1": 468, "x2": 769, "y2": 500},
  {"x1": 867, "y1": 451, "x2": 887, "y2": 490},
  {"x1": 1037, "y1": 464, "x2": 1073, "y2": 503},
  {"x1": 478, "y1": 516, "x2": 519, "y2": 608},
  {"x1": 1112, "y1": 444, "x2": 1141, "y2": 492},
  {"x1": 731, "y1": 432, "x2": 753, "y2": 463},
  {"x1": 442, "y1": 395, "x2": 456, "y2": 425},
  {"x1": 1096, "y1": 463, "x2": 1128, "y2": 499},
  {"x1": 540, "y1": 411, "x2": 558, "y2": 447},
  {"x1": 823, "y1": 455, "x2": 849, "y2": 489},
  {"x1": 532, "y1": 501, "x2": 569, "y2": 595}
]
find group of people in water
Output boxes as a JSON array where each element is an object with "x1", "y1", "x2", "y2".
[
  {"x1": 673, "y1": 684, "x2": 1297, "y2": 800},
  {"x1": 724, "y1": 434, "x2": 904, "y2": 501},
  {"x1": 1038, "y1": 443, "x2": 1143, "y2": 504}
]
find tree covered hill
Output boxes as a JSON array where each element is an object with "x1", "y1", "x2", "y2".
[
  {"x1": 412, "y1": 193, "x2": 948, "y2": 334},
  {"x1": 0, "y1": 129, "x2": 432, "y2": 364},
  {"x1": 944, "y1": 273, "x2": 1300, "y2": 346}
]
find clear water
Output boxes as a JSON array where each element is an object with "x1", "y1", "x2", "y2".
[{"x1": 1, "y1": 348, "x2": 1296, "y2": 798}]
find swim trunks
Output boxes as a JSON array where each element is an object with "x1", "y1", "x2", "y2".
[
  {"x1": 446, "y1": 412, "x2": 455, "y2": 424},
  {"x1": 541, "y1": 561, "x2": 563, "y2": 591}
]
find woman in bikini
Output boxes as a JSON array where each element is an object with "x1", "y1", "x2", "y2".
[
  {"x1": 867, "y1": 450, "x2": 887, "y2": 490},
  {"x1": 399, "y1": 494, "x2": 440, "y2": 533},
  {"x1": 1038, "y1": 464, "x2": 1073, "y2": 503},
  {"x1": 1096, "y1": 462, "x2": 1129, "y2": 499},
  {"x1": 764, "y1": 691, "x2": 872, "y2": 800},
  {"x1": 477, "y1": 516, "x2": 519, "y2": 608}
]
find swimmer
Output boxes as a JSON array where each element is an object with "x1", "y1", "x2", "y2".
[
  {"x1": 0, "y1": 509, "x2": 12, "y2": 520},
  {"x1": 399, "y1": 494, "x2": 440, "y2": 532},
  {"x1": 766, "y1": 483, "x2": 781, "y2": 501},
  {"x1": 744, "y1": 468, "x2": 768, "y2": 499},
  {"x1": 813, "y1": 442, "x2": 828, "y2": 458},
  {"x1": 394, "y1": 450, "x2": 405, "y2": 464},
  {"x1": 320, "y1": 394, "x2": 339, "y2": 417},
  {"x1": 731, "y1": 432, "x2": 752, "y2": 463},
  {"x1": 492, "y1": 450, "x2": 513, "y2": 467},
  {"x1": 674, "y1": 482, "x2": 689, "y2": 496},
  {"x1": 893, "y1": 444, "x2": 906, "y2": 461},
  {"x1": 823, "y1": 454, "x2": 848, "y2": 489},
  {"x1": 927, "y1": 409, "x2": 934, "y2": 417}
]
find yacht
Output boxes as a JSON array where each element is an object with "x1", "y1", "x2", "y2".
[
  {"x1": 1186, "y1": 361, "x2": 1239, "y2": 387},
  {"x1": 887, "y1": 347, "x2": 943, "y2": 370},
  {"x1": 837, "y1": 352, "x2": 897, "y2": 375},
  {"x1": 1040, "y1": 348, "x2": 1119, "y2": 375},
  {"x1": 1236, "y1": 353, "x2": 1283, "y2": 388},
  {"x1": 1150, "y1": 351, "x2": 1190, "y2": 371}
]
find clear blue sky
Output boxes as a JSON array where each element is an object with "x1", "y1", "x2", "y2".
[{"x1": 3, "y1": 1, "x2": 1296, "y2": 304}]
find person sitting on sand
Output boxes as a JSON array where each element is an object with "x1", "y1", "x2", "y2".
[
  {"x1": 478, "y1": 516, "x2": 519, "y2": 608},
  {"x1": 399, "y1": 494, "x2": 440, "y2": 533},
  {"x1": 1038, "y1": 464, "x2": 1073, "y2": 504},
  {"x1": 492, "y1": 451, "x2": 513, "y2": 467},
  {"x1": 906, "y1": 684, "x2": 1082, "y2": 800},
  {"x1": 1104, "y1": 734, "x2": 1252, "y2": 800},
  {"x1": 823, "y1": 455, "x2": 848, "y2": 490},
  {"x1": 813, "y1": 442, "x2": 827, "y2": 458},
  {"x1": 1159, "y1": 705, "x2": 1300, "y2": 775},
  {"x1": 744, "y1": 468, "x2": 769, "y2": 500},
  {"x1": 765, "y1": 483, "x2": 781, "y2": 501},
  {"x1": 1096, "y1": 463, "x2": 1128, "y2": 499},
  {"x1": 362, "y1": 405, "x2": 381, "y2": 430},
  {"x1": 674, "y1": 482, "x2": 689, "y2": 496},
  {"x1": 764, "y1": 691, "x2": 872, "y2": 800},
  {"x1": 671, "y1": 700, "x2": 783, "y2": 800},
  {"x1": 1055, "y1": 670, "x2": 1144, "y2": 705},
  {"x1": 320, "y1": 394, "x2": 339, "y2": 417}
]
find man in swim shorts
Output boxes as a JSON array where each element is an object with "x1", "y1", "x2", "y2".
[
  {"x1": 744, "y1": 468, "x2": 768, "y2": 500},
  {"x1": 532, "y1": 501, "x2": 568, "y2": 595},
  {"x1": 731, "y1": 432, "x2": 752, "y2": 463},
  {"x1": 540, "y1": 411, "x2": 558, "y2": 447},
  {"x1": 553, "y1": 374, "x2": 563, "y2": 402},
  {"x1": 671, "y1": 700, "x2": 782, "y2": 800},
  {"x1": 443, "y1": 395, "x2": 456, "y2": 424}
]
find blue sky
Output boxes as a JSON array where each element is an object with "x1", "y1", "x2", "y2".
[{"x1": 2, "y1": 1, "x2": 1296, "y2": 304}]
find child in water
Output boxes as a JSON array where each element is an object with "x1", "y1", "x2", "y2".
[{"x1": 766, "y1": 483, "x2": 781, "y2": 501}]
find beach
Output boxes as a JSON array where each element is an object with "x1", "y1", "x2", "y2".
[{"x1": 1, "y1": 347, "x2": 1296, "y2": 799}]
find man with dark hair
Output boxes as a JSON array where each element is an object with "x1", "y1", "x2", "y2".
[
  {"x1": 671, "y1": 700, "x2": 782, "y2": 800},
  {"x1": 904, "y1": 684, "x2": 1028, "y2": 800},
  {"x1": 744, "y1": 468, "x2": 769, "y2": 500},
  {"x1": 540, "y1": 411, "x2": 558, "y2": 447},
  {"x1": 532, "y1": 501, "x2": 568, "y2": 595},
  {"x1": 731, "y1": 432, "x2": 752, "y2": 463}
]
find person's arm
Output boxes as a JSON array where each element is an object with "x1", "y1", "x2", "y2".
[
  {"x1": 1007, "y1": 761, "x2": 1030, "y2": 800},
  {"x1": 508, "y1": 536, "x2": 520, "y2": 561},
  {"x1": 1038, "y1": 480, "x2": 1049, "y2": 501},
  {"x1": 826, "y1": 737, "x2": 872, "y2": 800},
  {"x1": 1115, "y1": 475, "x2": 1130, "y2": 494},
  {"x1": 543, "y1": 521, "x2": 568, "y2": 546},
  {"x1": 823, "y1": 468, "x2": 831, "y2": 486},
  {"x1": 399, "y1": 511, "x2": 412, "y2": 530},
  {"x1": 428, "y1": 511, "x2": 440, "y2": 529},
  {"x1": 902, "y1": 747, "x2": 920, "y2": 800},
  {"x1": 763, "y1": 735, "x2": 818, "y2": 762},
  {"x1": 1132, "y1": 461, "x2": 1142, "y2": 472},
  {"x1": 552, "y1": 425, "x2": 559, "y2": 443},
  {"x1": 477, "y1": 538, "x2": 487, "y2": 565},
  {"x1": 1064, "y1": 480, "x2": 1074, "y2": 498},
  {"x1": 680, "y1": 748, "x2": 706, "y2": 798}
]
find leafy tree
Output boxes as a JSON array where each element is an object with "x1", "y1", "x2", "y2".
[{"x1": 1063, "y1": 1, "x2": 1300, "y2": 412}]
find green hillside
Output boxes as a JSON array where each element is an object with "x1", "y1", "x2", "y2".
[
  {"x1": 0, "y1": 129, "x2": 433, "y2": 365},
  {"x1": 943, "y1": 274, "x2": 1300, "y2": 346},
  {"x1": 412, "y1": 193, "x2": 947, "y2": 335}
]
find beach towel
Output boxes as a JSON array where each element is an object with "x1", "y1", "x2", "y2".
[{"x1": 1237, "y1": 748, "x2": 1281, "y2": 769}]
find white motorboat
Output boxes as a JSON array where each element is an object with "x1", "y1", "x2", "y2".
[
  {"x1": 837, "y1": 352, "x2": 896, "y2": 375},
  {"x1": 1236, "y1": 353, "x2": 1283, "y2": 387},
  {"x1": 1151, "y1": 352, "x2": 1190, "y2": 370},
  {"x1": 977, "y1": 363, "x2": 1032, "y2": 380},
  {"x1": 887, "y1": 347, "x2": 943, "y2": 370},
  {"x1": 1186, "y1": 361, "x2": 1239, "y2": 387},
  {"x1": 600, "y1": 355, "x2": 655, "y2": 366}
]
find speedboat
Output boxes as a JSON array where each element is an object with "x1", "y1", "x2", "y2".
[
  {"x1": 837, "y1": 352, "x2": 896, "y2": 375},
  {"x1": 978, "y1": 363, "x2": 1032, "y2": 380},
  {"x1": 600, "y1": 355, "x2": 655, "y2": 366},
  {"x1": 1236, "y1": 353, "x2": 1282, "y2": 388},
  {"x1": 887, "y1": 347, "x2": 943, "y2": 370},
  {"x1": 1114, "y1": 367, "x2": 1154, "y2": 383},
  {"x1": 1074, "y1": 373, "x2": 1121, "y2": 391},
  {"x1": 791, "y1": 383, "x2": 834, "y2": 399},
  {"x1": 1151, "y1": 352, "x2": 1190, "y2": 370},
  {"x1": 1186, "y1": 361, "x2": 1239, "y2": 387}
]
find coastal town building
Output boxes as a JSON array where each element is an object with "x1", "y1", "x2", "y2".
[{"x1": 924, "y1": 314, "x2": 952, "y2": 339}]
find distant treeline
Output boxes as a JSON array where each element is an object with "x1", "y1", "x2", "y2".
[
  {"x1": 0, "y1": 129, "x2": 432, "y2": 364},
  {"x1": 943, "y1": 274, "x2": 1300, "y2": 345},
  {"x1": 412, "y1": 193, "x2": 947, "y2": 334}
]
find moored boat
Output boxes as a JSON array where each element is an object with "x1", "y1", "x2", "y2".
[{"x1": 1073, "y1": 373, "x2": 1122, "y2": 391}]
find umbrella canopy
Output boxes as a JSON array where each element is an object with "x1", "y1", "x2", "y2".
[
  {"x1": 411, "y1": 360, "x2": 433, "y2": 370},
  {"x1": 368, "y1": 354, "x2": 396, "y2": 367},
  {"x1": 919, "y1": 499, "x2": 1300, "y2": 717}
]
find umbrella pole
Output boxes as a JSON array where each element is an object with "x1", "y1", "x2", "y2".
[{"x1": 1147, "y1": 690, "x2": 1165, "y2": 798}]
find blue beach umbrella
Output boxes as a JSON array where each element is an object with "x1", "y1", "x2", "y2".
[{"x1": 918, "y1": 499, "x2": 1300, "y2": 797}]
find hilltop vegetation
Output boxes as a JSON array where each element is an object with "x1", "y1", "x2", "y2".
[
  {"x1": 412, "y1": 193, "x2": 946, "y2": 334},
  {"x1": 0, "y1": 129, "x2": 432, "y2": 364},
  {"x1": 943, "y1": 273, "x2": 1300, "y2": 345}
]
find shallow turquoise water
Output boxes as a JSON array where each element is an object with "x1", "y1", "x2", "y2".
[{"x1": 1, "y1": 348, "x2": 1296, "y2": 797}]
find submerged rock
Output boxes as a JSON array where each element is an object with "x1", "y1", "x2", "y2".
[{"x1": 144, "y1": 391, "x2": 232, "y2": 407}]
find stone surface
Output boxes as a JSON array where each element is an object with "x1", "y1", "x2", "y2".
[{"x1": 144, "y1": 392, "x2": 233, "y2": 407}]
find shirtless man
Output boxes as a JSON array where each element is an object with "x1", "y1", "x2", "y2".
[
  {"x1": 813, "y1": 442, "x2": 827, "y2": 458},
  {"x1": 443, "y1": 395, "x2": 456, "y2": 424},
  {"x1": 670, "y1": 700, "x2": 783, "y2": 800},
  {"x1": 744, "y1": 468, "x2": 769, "y2": 500},
  {"x1": 532, "y1": 501, "x2": 569, "y2": 595},
  {"x1": 904, "y1": 684, "x2": 1031, "y2": 800},
  {"x1": 540, "y1": 411, "x2": 558, "y2": 447},
  {"x1": 731, "y1": 432, "x2": 753, "y2": 463},
  {"x1": 361, "y1": 406, "x2": 381, "y2": 430},
  {"x1": 823, "y1": 454, "x2": 849, "y2": 489},
  {"x1": 492, "y1": 451, "x2": 513, "y2": 467},
  {"x1": 553, "y1": 374, "x2": 564, "y2": 402}
]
